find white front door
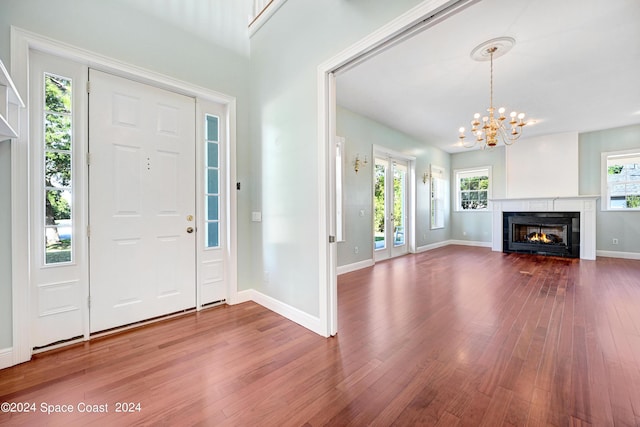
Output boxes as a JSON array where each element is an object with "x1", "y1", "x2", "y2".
[{"x1": 88, "y1": 70, "x2": 197, "y2": 333}]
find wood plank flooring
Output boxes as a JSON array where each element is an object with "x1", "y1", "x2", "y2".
[{"x1": 1, "y1": 246, "x2": 640, "y2": 426}]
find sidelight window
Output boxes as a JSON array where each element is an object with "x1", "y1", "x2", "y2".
[
  {"x1": 205, "y1": 114, "x2": 220, "y2": 247},
  {"x1": 43, "y1": 73, "x2": 73, "y2": 264}
]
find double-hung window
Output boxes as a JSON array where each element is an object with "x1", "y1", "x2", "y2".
[
  {"x1": 602, "y1": 150, "x2": 640, "y2": 210},
  {"x1": 455, "y1": 167, "x2": 491, "y2": 211}
]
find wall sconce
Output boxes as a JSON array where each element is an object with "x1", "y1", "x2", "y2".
[
  {"x1": 422, "y1": 172, "x2": 430, "y2": 184},
  {"x1": 354, "y1": 154, "x2": 368, "y2": 173}
]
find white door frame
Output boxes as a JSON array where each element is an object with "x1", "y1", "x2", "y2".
[
  {"x1": 10, "y1": 26, "x2": 238, "y2": 366},
  {"x1": 317, "y1": 0, "x2": 473, "y2": 337}
]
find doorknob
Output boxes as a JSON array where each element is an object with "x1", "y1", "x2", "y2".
[{"x1": 186, "y1": 227, "x2": 194, "y2": 233}]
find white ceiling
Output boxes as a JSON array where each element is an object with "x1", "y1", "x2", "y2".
[
  {"x1": 113, "y1": 0, "x2": 253, "y2": 57},
  {"x1": 336, "y1": 0, "x2": 640, "y2": 153}
]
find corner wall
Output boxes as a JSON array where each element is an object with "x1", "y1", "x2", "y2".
[
  {"x1": 580, "y1": 124, "x2": 640, "y2": 255},
  {"x1": 336, "y1": 106, "x2": 450, "y2": 267}
]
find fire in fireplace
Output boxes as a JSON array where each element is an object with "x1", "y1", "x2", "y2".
[
  {"x1": 503, "y1": 212, "x2": 580, "y2": 257},
  {"x1": 524, "y1": 231, "x2": 561, "y2": 244}
]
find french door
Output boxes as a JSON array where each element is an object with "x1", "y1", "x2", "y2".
[
  {"x1": 374, "y1": 155, "x2": 409, "y2": 262},
  {"x1": 88, "y1": 70, "x2": 197, "y2": 333}
]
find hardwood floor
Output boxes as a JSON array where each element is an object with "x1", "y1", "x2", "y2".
[{"x1": 2, "y1": 246, "x2": 640, "y2": 426}]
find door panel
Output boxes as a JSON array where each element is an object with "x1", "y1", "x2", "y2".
[
  {"x1": 89, "y1": 69, "x2": 196, "y2": 333},
  {"x1": 391, "y1": 161, "x2": 408, "y2": 258}
]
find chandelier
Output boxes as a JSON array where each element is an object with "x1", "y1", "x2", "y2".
[{"x1": 458, "y1": 38, "x2": 526, "y2": 149}]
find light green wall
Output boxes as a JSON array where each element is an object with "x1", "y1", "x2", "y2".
[
  {"x1": 248, "y1": 0, "x2": 425, "y2": 315},
  {"x1": 336, "y1": 106, "x2": 450, "y2": 267},
  {"x1": 0, "y1": 0, "x2": 251, "y2": 349},
  {"x1": 580, "y1": 124, "x2": 640, "y2": 253},
  {"x1": 0, "y1": 140, "x2": 11, "y2": 349},
  {"x1": 450, "y1": 147, "x2": 506, "y2": 243},
  {"x1": 450, "y1": 124, "x2": 640, "y2": 254}
]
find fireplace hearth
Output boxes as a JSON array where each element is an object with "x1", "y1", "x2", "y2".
[{"x1": 503, "y1": 212, "x2": 580, "y2": 258}]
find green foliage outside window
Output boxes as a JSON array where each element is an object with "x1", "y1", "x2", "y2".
[
  {"x1": 374, "y1": 165, "x2": 385, "y2": 234},
  {"x1": 460, "y1": 175, "x2": 489, "y2": 210},
  {"x1": 627, "y1": 195, "x2": 640, "y2": 208},
  {"x1": 44, "y1": 74, "x2": 73, "y2": 263},
  {"x1": 608, "y1": 165, "x2": 623, "y2": 175},
  {"x1": 606, "y1": 157, "x2": 640, "y2": 210}
]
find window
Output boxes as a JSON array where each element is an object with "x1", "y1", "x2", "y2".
[
  {"x1": 430, "y1": 165, "x2": 445, "y2": 229},
  {"x1": 335, "y1": 137, "x2": 345, "y2": 242},
  {"x1": 205, "y1": 114, "x2": 220, "y2": 247},
  {"x1": 602, "y1": 150, "x2": 640, "y2": 210},
  {"x1": 455, "y1": 167, "x2": 491, "y2": 211},
  {"x1": 43, "y1": 73, "x2": 73, "y2": 264}
]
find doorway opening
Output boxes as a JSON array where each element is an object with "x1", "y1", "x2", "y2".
[{"x1": 373, "y1": 153, "x2": 411, "y2": 262}]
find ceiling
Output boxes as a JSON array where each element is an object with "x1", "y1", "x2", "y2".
[
  {"x1": 336, "y1": 0, "x2": 640, "y2": 153},
  {"x1": 113, "y1": 0, "x2": 253, "y2": 57}
]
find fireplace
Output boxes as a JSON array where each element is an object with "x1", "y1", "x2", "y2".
[{"x1": 503, "y1": 212, "x2": 580, "y2": 258}]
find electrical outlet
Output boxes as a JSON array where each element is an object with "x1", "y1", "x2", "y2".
[
  {"x1": 612, "y1": 238, "x2": 619, "y2": 245},
  {"x1": 354, "y1": 246, "x2": 359, "y2": 254}
]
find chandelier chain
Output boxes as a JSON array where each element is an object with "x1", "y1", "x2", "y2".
[{"x1": 489, "y1": 47, "x2": 494, "y2": 110}]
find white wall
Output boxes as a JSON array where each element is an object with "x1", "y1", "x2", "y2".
[
  {"x1": 248, "y1": 0, "x2": 426, "y2": 316},
  {"x1": 336, "y1": 106, "x2": 450, "y2": 267},
  {"x1": 506, "y1": 132, "x2": 579, "y2": 198}
]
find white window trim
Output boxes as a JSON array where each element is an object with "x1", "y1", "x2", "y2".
[
  {"x1": 601, "y1": 148, "x2": 640, "y2": 212},
  {"x1": 454, "y1": 166, "x2": 492, "y2": 212}
]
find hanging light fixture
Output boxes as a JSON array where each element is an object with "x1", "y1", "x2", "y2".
[{"x1": 458, "y1": 37, "x2": 526, "y2": 149}]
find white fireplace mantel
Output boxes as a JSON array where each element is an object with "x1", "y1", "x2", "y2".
[{"x1": 490, "y1": 196, "x2": 599, "y2": 260}]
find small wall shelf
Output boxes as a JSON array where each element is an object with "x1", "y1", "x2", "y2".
[{"x1": 0, "y1": 59, "x2": 25, "y2": 139}]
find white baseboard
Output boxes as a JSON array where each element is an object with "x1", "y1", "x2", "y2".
[
  {"x1": 240, "y1": 289, "x2": 324, "y2": 336},
  {"x1": 416, "y1": 240, "x2": 452, "y2": 253},
  {"x1": 416, "y1": 239, "x2": 491, "y2": 253},
  {"x1": 596, "y1": 250, "x2": 640, "y2": 260},
  {"x1": 0, "y1": 347, "x2": 12, "y2": 370},
  {"x1": 234, "y1": 289, "x2": 254, "y2": 304},
  {"x1": 337, "y1": 259, "x2": 374, "y2": 275},
  {"x1": 448, "y1": 239, "x2": 492, "y2": 248}
]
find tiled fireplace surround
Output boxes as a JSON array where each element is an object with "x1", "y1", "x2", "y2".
[{"x1": 491, "y1": 196, "x2": 599, "y2": 260}]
